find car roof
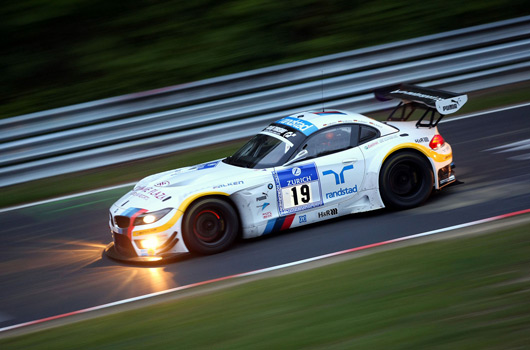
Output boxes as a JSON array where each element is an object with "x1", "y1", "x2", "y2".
[{"x1": 274, "y1": 109, "x2": 397, "y2": 137}]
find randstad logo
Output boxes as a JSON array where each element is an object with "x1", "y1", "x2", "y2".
[{"x1": 323, "y1": 165, "x2": 354, "y2": 185}]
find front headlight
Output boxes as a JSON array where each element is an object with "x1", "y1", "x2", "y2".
[
  {"x1": 135, "y1": 237, "x2": 160, "y2": 250},
  {"x1": 133, "y1": 208, "x2": 172, "y2": 226}
]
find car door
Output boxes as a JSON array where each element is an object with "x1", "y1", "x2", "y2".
[{"x1": 272, "y1": 124, "x2": 366, "y2": 217}]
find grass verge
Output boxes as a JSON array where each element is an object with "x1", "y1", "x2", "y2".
[
  {"x1": 2, "y1": 81, "x2": 530, "y2": 209},
  {"x1": 1, "y1": 220, "x2": 529, "y2": 349}
]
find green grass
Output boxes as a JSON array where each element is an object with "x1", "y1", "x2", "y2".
[
  {"x1": 2, "y1": 81, "x2": 529, "y2": 210},
  {"x1": 0, "y1": 141, "x2": 244, "y2": 209},
  {"x1": 2, "y1": 221, "x2": 529, "y2": 349}
]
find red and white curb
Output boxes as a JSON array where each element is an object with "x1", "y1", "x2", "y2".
[{"x1": 1, "y1": 208, "x2": 529, "y2": 334}]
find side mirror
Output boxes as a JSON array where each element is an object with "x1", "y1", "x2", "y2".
[{"x1": 283, "y1": 149, "x2": 308, "y2": 166}]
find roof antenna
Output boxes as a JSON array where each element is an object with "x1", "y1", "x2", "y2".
[{"x1": 321, "y1": 70, "x2": 325, "y2": 112}]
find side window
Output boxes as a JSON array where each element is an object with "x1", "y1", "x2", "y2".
[
  {"x1": 302, "y1": 126, "x2": 352, "y2": 158},
  {"x1": 359, "y1": 126, "x2": 379, "y2": 145}
]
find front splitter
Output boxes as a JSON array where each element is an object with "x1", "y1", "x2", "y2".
[{"x1": 104, "y1": 242, "x2": 184, "y2": 264}]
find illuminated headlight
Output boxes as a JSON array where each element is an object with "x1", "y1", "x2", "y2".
[
  {"x1": 133, "y1": 208, "x2": 172, "y2": 226},
  {"x1": 135, "y1": 237, "x2": 160, "y2": 250}
]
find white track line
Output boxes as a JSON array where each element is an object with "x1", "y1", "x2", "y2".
[
  {"x1": 0, "y1": 182, "x2": 135, "y2": 213},
  {"x1": 1, "y1": 208, "x2": 529, "y2": 334},
  {"x1": 441, "y1": 101, "x2": 530, "y2": 123}
]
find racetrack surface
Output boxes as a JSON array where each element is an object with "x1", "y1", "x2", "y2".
[{"x1": 1, "y1": 104, "x2": 529, "y2": 329}]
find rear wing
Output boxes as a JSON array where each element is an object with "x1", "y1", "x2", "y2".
[{"x1": 374, "y1": 84, "x2": 468, "y2": 127}]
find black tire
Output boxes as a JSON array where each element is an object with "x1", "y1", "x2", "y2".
[
  {"x1": 379, "y1": 151, "x2": 434, "y2": 209},
  {"x1": 182, "y1": 198, "x2": 239, "y2": 255}
]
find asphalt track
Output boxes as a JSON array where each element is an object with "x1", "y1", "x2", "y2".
[{"x1": 1, "y1": 104, "x2": 530, "y2": 330}]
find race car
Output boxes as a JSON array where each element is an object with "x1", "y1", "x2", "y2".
[{"x1": 106, "y1": 84, "x2": 467, "y2": 261}]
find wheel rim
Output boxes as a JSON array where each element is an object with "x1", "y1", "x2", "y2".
[
  {"x1": 388, "y1": 162, "x2": 422, "y2": 197},
  {"x1": 193, "y1": 210, "x2": 226, "y2": 243}
]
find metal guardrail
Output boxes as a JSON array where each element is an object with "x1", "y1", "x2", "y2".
[{"x1": 1, "y1": 16, "x2": 530, "y2": 187}]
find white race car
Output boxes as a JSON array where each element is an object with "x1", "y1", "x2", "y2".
[{"x1": 106, "y1": 84, "x2": 467, "y2": 261}]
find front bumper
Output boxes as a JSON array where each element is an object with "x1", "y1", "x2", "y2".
[
  {"x1": 104, "y1": 241, "x2": 185, "y2": 263},
  {"x1": 106, "y1": 207, "x2": 188, "y2": 262}
]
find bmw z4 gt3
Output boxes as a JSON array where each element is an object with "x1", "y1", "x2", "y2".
[{"x1": 107, "y1": 84, "x2": 467, "y2": 261}]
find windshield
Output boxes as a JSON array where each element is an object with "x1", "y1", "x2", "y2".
[{"x1": 224, "y1": 133, "x2": 297, "y2": 169}]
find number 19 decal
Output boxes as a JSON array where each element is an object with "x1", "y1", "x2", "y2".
[
  {"x1": 290, "y1": 184, "x2": 311, "y2": 206},
  {"x1": 274, "y1": 163, "x2": 323, "y2": 215},
  {"x1": 281, "y1": 182, "x2": 319, "y2": 210}
]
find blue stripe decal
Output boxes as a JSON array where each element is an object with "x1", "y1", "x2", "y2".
[
  {"x1": 263, "y1": 216, "x2": 289, "y2": 235},
  {"x1": 122, "y1": 207, "x2": 142, "y2": 217},
  {"x1": 263, "y1": 218, "x2": 277, "y2": 235}
]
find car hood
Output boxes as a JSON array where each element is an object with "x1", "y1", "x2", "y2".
[{"x1": 112, "y1": 159, "x2": 269, "y2": 212}]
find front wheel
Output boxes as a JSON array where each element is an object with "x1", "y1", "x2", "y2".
[
  {"x1": 182, "y1": 198, "x2": 239, "y2": 255},
  {"x1": 379, "y1": 151, "x2": 434, "y2": 209}
]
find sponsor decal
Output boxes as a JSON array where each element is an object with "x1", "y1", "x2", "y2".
[
  {"x1": 299, "y1": 215, "x2": 307, "y2": 223},
  {"x1": 276, "y1": 117, "x2": 318, "y2": 136},
  {"x1": 132, "y1": 185, "x2": 169, "y2": 201},
  {"x1": 258, "y1": 202, "x2": 270, "y2": 211},
  {"x1": 443, "y1": 103, "x2": 458, "y2": 111},
  {"x1": 415, "y1": 137, "x2": 429, "y2": 143},
  {"x1": 256, "y1": 192, "x2": 268, "y2": 201},
  {"x1": 364, "y1": 141, "x2": 379, "y2": 150},
  {"x1": 325, "y1": 185, "x2": 358, "y2": 199},
  {"x1": 130, "y1": 192, "x2": 149, "y2": 200},
  {"x1": 264, "y1": 126, "x2": 297, "y2": 139},
  {"x1": 273, "y1": 163, "x2": 323, "y2": 216},
  {"x1": 364, "y1": 134, "x2": 398, "y2": 150},
  {"x1": 155, "y1": 181, "x2": 170, "y2": 187},
  {"x1": 190, "y1": 160, "x2": 220, "y2": 171},
  {"x1": 268, "y1": 183, "x2": 274, "y2": 190},
  {"x1": 323, "y1": 165, "x2": 354, "y2": 185},
  {"x1": 391, "y1": 89, "x2": 443, "y2": 101},
  {"x1": 265, "y1": 125, "x2": 289, "y2": 135},
  {"x1": 318, "y1": 208, "x2": 338, "y2": 218},
  {"x1": 436, "y1": 96, "x2": 467, "y2": 115},
  {"x1": 212, "y1": 181, "x2": 244, "y2": 189},
  {"x1": 262, "y1": 211, "x2": 272, "y2": 219}
]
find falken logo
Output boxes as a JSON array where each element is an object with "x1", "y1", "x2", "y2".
[
  {"x1": 318, "y1": 208, "x2": 338, "y2": 218},
  {"x1": 260, "y1": 202, "x2": 270, "y2": 211},
  {"x1": 323, "y1": 165, "x2": 354, "y2": 185},
  {"x1": 213, "y1": 181, "x2": 244, "y2": 189}
]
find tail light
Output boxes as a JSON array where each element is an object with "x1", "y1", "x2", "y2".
[{"x1": 429, "y1": 134, "x2": 445, "y2": 150}]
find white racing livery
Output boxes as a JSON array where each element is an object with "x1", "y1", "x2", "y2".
[{"x1": 107, "y1": 84, "x2": 467, "y2": 261}]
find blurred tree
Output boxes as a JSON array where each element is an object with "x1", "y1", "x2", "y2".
[{"x1": 0, "y1": 0, "x2": 528, "y2": 117}]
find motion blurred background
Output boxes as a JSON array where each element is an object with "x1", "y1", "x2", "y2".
[{"x1": 2, "y1": 0, "x2": 529, "y2": 118}]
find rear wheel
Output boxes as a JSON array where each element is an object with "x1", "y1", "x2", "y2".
[
  {"x1": 182, "y1": 198, "x2": 239, "y2": 254},
  {"x1": 379, "y1": 151, "x2": 434, "y2": 209}
]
